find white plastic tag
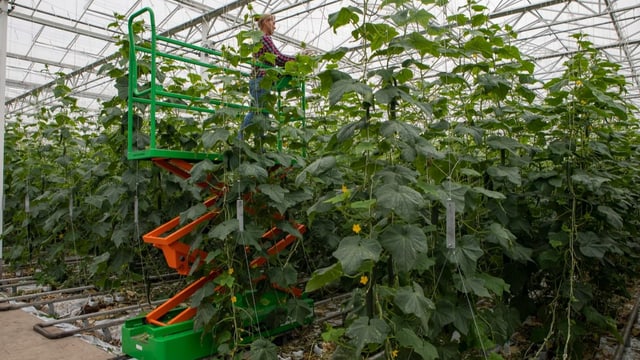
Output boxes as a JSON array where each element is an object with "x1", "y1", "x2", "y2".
[
  {"x1": 237, "y1": 199, "x2": 244, "y2": 232},
  {"x1": 446, "y1": 199, "x2": 455, "y2": 249}
]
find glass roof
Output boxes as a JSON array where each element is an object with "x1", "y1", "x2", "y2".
[{"x1": 4, "y1": 0, "x2": 640, "y2": 115}]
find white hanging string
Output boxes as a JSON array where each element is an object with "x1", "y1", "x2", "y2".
[{"x1": 442, "y1": 2, "x2": 488, "y2": 358}]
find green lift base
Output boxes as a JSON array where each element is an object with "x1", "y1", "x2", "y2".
[{"x1": 121, "y1": 291, "x2": 314, "y2": 360}]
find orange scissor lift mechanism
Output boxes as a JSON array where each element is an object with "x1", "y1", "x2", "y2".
[{"x1": 121, "y1": 8, "x2": 312, "y2": 360}]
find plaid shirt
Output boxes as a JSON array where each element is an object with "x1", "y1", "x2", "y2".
[{"x1": 253, "y1": 34, "x2": 295, "y2": 77}]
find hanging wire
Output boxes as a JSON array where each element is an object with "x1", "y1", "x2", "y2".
[
  {"x1": 440, "y1": 2, "x2": 488, "y2": 358},
  {"x1": 133, "y1": 157, "x2": 150, "y2": 304},
  {"x1": 456, "y1": 262, "x2": 489, "y2": 358},
  {"x1": 25, "y1": 180, "x2": 31, "y2": 261},
  {"x1": 239, "y1": 227, "x2": 263, "y2": 338},
  {"x1": 68, "y1": 189, "x2": 85, "y2": 281},
  {"x1": 237, "y1": 119, "x2": 262, "y2": 337}
]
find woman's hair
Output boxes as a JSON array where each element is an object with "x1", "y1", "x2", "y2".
[{"x1": 256, "y1": 13, "x2": 274, "y2": 29}]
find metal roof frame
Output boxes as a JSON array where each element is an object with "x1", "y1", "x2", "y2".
[{"x1": 2, "y1": 0, "x2": 640, "y2": 115}]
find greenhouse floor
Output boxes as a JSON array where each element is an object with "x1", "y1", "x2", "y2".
[{"x1": 0, "y1": 308, "x2": 112, "y2": 360}]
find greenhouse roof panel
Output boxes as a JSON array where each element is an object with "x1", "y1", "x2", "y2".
[{"x1": 3, "y1": 0, "x2": 640, "y2": 115}]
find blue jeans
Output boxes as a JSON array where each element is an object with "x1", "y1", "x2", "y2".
[{"x1": 239, "y1": 77, "x2": 269, "y2": 140}]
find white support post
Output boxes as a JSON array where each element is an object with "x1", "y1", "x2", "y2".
[
  {"x1": 199, "y1": 19, "x2": 212, "y2": 75},
  {"x1": 0, "y1": 0, "x2": 8, "y2": 265}
]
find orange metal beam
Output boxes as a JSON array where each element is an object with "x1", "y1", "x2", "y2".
[
  {"x1": 146, "y1": 270, "x2": 221, "y2": 326},
  {"x1": 143, "y1": 196, "x2": 221, "y2": 275},
  {"x1": 146, "y1": 222, "x2": 307, "y2": 327},
  {"x1": 250, "y1": 223, "x2": 307, "y2": 268}
]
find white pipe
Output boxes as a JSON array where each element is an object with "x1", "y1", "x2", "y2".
[{"x1": 0, "y1": 0, "x2": 8, "y2": 263}]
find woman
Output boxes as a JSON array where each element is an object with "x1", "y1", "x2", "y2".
[{"x1": 239, "y1": 13, "x2": 295, "y2": 140}]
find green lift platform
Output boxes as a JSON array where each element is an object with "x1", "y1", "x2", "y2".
[{"x1": 120, "y1": 7, "x2": 312, "y2": 360}]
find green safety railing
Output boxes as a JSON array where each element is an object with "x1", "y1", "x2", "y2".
[{"x1": 126, "y1": 7, "x2": 306, "y2": 161}]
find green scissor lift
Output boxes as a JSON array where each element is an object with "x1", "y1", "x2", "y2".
[
  {"x1": 125, "y1": 7, "x2": 306, "y2": 161},
  {"x1": 120, "y1": 7, "x2": 312, "y2": 360}
]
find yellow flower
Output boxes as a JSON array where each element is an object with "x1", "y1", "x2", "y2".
[
  {"x1": 341, "y1": 184, "x2": 348, "y2": 193},
  {"x1": 576, "y1": 80, "x2": 583, "y2": 86},
  {"x1": 231, "y1": 296, "x2": 237, "y2": 303},
  {"x1": 228, "y1": 268, "x2": 234, "y2": 275},
  {"x1": 391, "y1": 349, "x2": 399, "y2": 358},
  {"x1": 360, "y1": 275, "x2": 368, "y2": 285},
  {"x1": 352, "y1": 224, "x2": 361, "y2": 234}
]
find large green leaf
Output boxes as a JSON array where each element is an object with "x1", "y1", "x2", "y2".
[
  {"x1": 335, "y1": 119, "x2": 366, "y2": 143},
  {"x1": 375, "y1": 184, "x2": 424, "y2": 221},
  {"x1": 356, "y1": 23, "x2": 399, "y2": 51},
  {"x1": 111, "y1": 228, "x2": 129, "y2": 248},
  {"x1": 189, "y1": 159, "x2": 219, "y2": 184},
  {"x1": 454, "y1": 274, "x2": 490, "y2": 297},
  {"x1": 286, "y1": 297, "x2": 314, "y2": 326},
  {"x1": 591, "y1": 87, "x2": 628, "y2": 119},
  {"x1": 333, "y1": 236, "x2": 382, "y2": 275},
  {"x1": 102, "y1": 185, "x2": 126, "y2": 205},
  {"x1": 583, "y1": 306, "x2": 619, "y2": 334},
  {"x1": 249, "y1": 339, "x2": 278, "y2": 360},
  {"x1": 486, "y1": 165, "x2": 521, "y2": 186},
  {"x1": 415, "y1": 137, "x2": 445, "y2": 159},
  {"x1": 327, "y1": 6, "x2": 361, "y2": 32},
  {"x1": 396, "y1": 328, "x2": 439, "y2": 360},
  {"x1": 85, "y1": 195, "x2": 106, "y2": 209},
  {"x1": 454, "y1": 124, "x2": 483, "y2": 145},
  {"x1": 295, "y1": 156, "x2": 337, "y2": 186},
  {"x1": 329, "y1": 79, "x2": 373, "y2": 106},
  {"x1": 486, "y1": 222, "x2": 515, "y2": 248},
  {"x1": 380, "y1": 120, "x2": 421, "y2": 141},
  {"x1": 306, "y1": 262, "x2": 343, "y2": 292},
  {"x1": 571, "y1": 171, "x2": 610, "y2": 192},
  {"x1": 464, "y1": 36, "x2": 493, "y2": 58},
  {"x1": 477, "y1": 73, "x2": 512, "y2": 100},
  {"x1": 268, "y1": 264, "x2": 297, "y2": 288},
  {"x1": 238, "y1": 163, "x2": 268, "y2": 182},
  {"x1": 374, "y1": 88, "x2": 432, "y2": 116},
  {"x1": 380, "y1": 224, "x2": 428, "y2": 273},
  {"x1": 472, "y1": 187, "x2": 506, "y2": 200},
  {"x1": 202, "y1": 129, "x2": 229, "y2": 149},
  {"x1": 89, "y1": 251, "x2": 110, "y2": 275},
  {"x1": 597, "y1": 205, "x2": 623, "y2": 229},
  {"x1": 317, "y1": 69, "x2": 352, "y2": 93},
  {"x1": 589, "y1": 141, "x2": 612, "y2": 159},
  {"x1": 477, "y1": 272, "x2": 511, "y2": 297},
  {"x1": 91, "y1": 222, "x2": 111, "y2": 238},
  {"x1": 403, "y1": 32, "x2": 440, "y2": 57},
  {"x1": 345, "y1": 316, "x2": 390, "y2": 353},
  {"x1": 374, "y1": 165, "x2": 418, "y2": 185},
  {"x1": 259, "y1": 184, "x2": 288, "y2": 206},
  {"x1": 486, "y1": 135, "x2": 524, "y2": 154},
  {"x1": 577, "y1": 231, "x2": 608, "y2": 259},
  {"x1": 445, "y1": 235, "x2": 484, "y2": 275},
  {"x1": 191, "y1": 281, "x2": 216, "y2": 307},
  {"x1": 394, "y1": 282, "x2": 435, "y2": 326},
  {"x1": 193, "y1": 302, "x2": 218, "y2": 332},
  {"x1": 209, "y1": 218, "x2": 238, "y2": 240},
  {"x1": 280, "y1": 190, "x2": 313, "y2": 214}
]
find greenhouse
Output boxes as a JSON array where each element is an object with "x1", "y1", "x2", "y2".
[{"x1": 1, "y1": 0, "x2": 640, "y2": 359}]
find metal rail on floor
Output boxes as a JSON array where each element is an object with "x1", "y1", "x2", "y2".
[
  {"x1": 613, "y1": 290, "x2": 640, "y2": 359},
  {"x1": 33, "y1": 299, "x2": 166, "y2": 340},
  {"x1": 0, "y1": 285, "x2": 96, "y2": 312}
]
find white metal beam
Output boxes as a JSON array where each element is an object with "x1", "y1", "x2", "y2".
[
  {"x1": 7, "y1": 52, "x2": 80, "y2": 70},
  {"x1": 0, "y1": 0, "x2": 8, "y2": 264},
  {"x1": 9, "y1": 10, "x2": 115, "y2": 42},
  {"x1": 5, "y1": 0, "x2": 252, "y2": 112}
]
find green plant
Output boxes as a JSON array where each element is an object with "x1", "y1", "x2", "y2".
[{"x1": 4, "y1": 3, "x2": 640, "y2": 360}]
